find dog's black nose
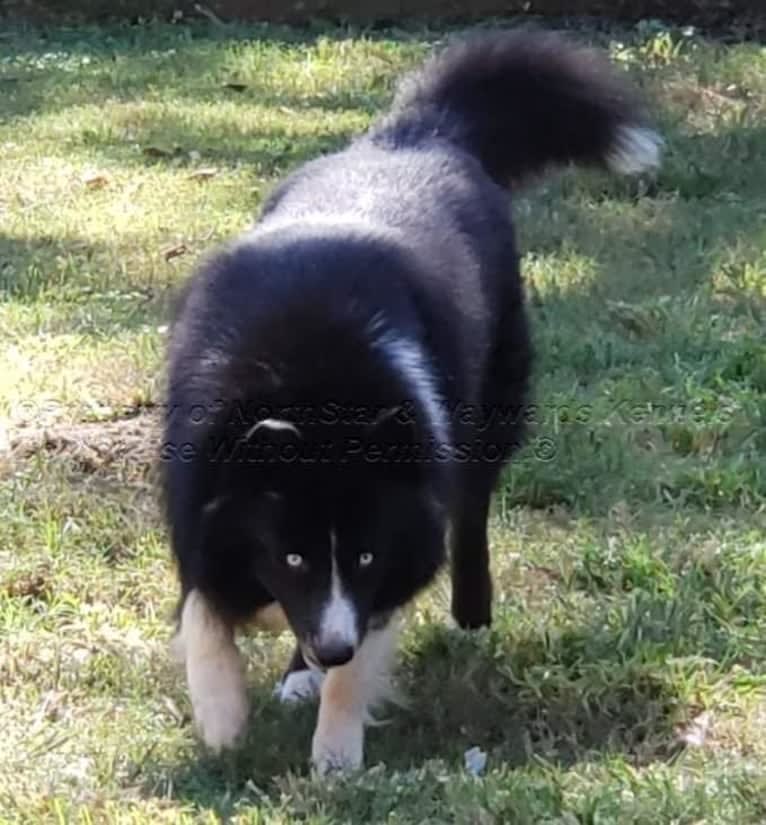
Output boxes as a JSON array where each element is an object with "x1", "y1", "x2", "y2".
[{"x1": 315, "y1": 639, "x2": 355, "y2": 668}]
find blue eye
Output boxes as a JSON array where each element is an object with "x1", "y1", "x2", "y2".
[
  {"x1": 359, "y1": 552, "x2": 374, "y2": 568},
  {"x1": 286, "y1": 553, "x2": 304, "y2": 568}
]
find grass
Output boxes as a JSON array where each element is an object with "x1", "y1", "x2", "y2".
[{"x1": 1, "y1": 16, "x2": 766, "y2": 824}]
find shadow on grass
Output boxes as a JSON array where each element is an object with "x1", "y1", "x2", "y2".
[
  {"x1": 136, "y1": 523, "x2": 766, "y2": 815},
  {"x1": 136, "y1": 613, "x2": 696, "y2": 815},
  {"x1": 0, "y1": 232, "x2": 176, "y2": 333},
  {"x1": 88, "y1": 119, "x2": 357, "y2": 173},
  {"x1": 0, "y1": 20, "x2": 430, "y2": 123},
  {"x1": 0, "y1": 231, "x2": 104, "y2": 299},
  {"x1": 1, "y1": 18, "x2": 663, "y2": 127},
  {"x1": 0, "y1": 18, "x2": 433, "y2": 64},
  {"x1": 497, "y1": 121, "x2": 766, "y2": 513},
  {"x1": 376, "y1": 628, "x2": 683, "y2": 771}
]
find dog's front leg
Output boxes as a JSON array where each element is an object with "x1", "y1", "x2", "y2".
[
  {"x1": 311, "y1": 618, "x2": 399, "y2": 775},
  {"x1": 174, "y1": 589, "x2": 249, "y2": 751}
]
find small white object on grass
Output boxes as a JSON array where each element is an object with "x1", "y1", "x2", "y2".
[
  {"x1": 464, "y1": 745, "x2": 487, "y2": 776},
  {"x1": 607, "y1": 126, "x2": 664, "y2": 175}
]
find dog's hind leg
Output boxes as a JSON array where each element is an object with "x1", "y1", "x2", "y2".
[
  {"x1": 174, "y1": 589, "x2": 249, "y2": 751},
  {"x1": 311, "y1": 618, "x2": 399, "y2": 775},
  {"x1": 276, "y1": 644, "x2": 325, "y2": 704},
  {"x1": 450, "y1": 475, "x2": 496, "y2": 629}
]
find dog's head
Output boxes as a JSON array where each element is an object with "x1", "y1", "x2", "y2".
[{"x1": 197, "y1": 416, "x2": 447, "y2": 668}]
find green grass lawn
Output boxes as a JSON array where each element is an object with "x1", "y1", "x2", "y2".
[{"x1": 1, "y1": 17, "x2": 765, "y2": 823}]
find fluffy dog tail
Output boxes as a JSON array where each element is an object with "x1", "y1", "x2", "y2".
[{"x1": 370, "y1": 30, "x2": 662, "y2": 186}]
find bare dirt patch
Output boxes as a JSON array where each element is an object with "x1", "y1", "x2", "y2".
[{"x1": 3, "y1": 413, "x2": 160, "y2": 483}]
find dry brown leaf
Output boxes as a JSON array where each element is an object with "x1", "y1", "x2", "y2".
[
  {"x1": 162, "y1": 243, "x2": 188, "y2": 261},
  {"x1": 188, "y1": 167, "x2": 219, "y2": 181},
  {"x1": 2, "y1": 567, "x2": 51, "y2": 600},
  {"x1": 83, "y1": 173, "x2": 110, "y2": 190}
]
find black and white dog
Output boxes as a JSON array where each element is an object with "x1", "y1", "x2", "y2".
[{"x1": 162, "y1": 30, "x2": 661, "y2": 774}]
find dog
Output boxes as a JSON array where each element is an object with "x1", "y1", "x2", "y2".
[{"x1": 161, "y1": 29, "x2": 661, "y2": 774}]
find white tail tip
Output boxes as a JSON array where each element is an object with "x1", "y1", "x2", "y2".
[{"x1": 607, "y1": 126, "x2": 663, "y2": 175}]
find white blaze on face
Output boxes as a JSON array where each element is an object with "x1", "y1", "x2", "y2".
[{"x1": 319, "y1": 529, "x2": 358, "y2": 650}]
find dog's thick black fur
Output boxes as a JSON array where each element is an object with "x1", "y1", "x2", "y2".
[{"x1": 162, "y1": 30, "x2": 660, "y2": 765}]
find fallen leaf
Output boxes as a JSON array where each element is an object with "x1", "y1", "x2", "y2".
[
  {"x1": 3, "y1": 569, "x2": 51, "y2": 600},
  {"x1": 162, "y1": 243, "x2": 188, "y2": 261},
  {"x1": 83, "y1": 173, "x2": 109, "y2": 190},
  {"x1": 188, "y1": 167, "x2": 219, "y2": 181}
]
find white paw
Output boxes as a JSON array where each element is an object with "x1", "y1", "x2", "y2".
[
  {"x1": 276, "y1": 669, "x2": 325, "y2": 704},
  {"x1": 190, "y1": 670, "x2": 249, "y2": 752},
  {"x1": 311, "y1": 715, "x2": 364, "y2": 776}
]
